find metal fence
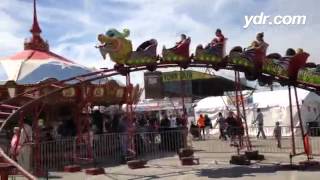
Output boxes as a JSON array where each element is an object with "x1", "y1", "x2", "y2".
[
  {"x1": 7, "y1": 126, "x2": 320, "y2": 173},
  {"x1": 308, "y1": 127, "x2": 320, "y2": 156},
  {"x1": 37, "y1": 138, "x2": 75, "y2": 171},
  {"x1": 190, "y1": 126, "x2": 320, "y2": 156},
  {"x1": 33, "y1": 128, "x2": 187, "y2": 171}
]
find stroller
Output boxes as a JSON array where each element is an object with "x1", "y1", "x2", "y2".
[{"x1": 190, "y1": 122, "x2": 200, "y2": 139}]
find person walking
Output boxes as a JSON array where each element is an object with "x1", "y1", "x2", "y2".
[
  {"x1": 273, "y1": 122, "x2": 282, "y2": 148},
  {"x1": 197, "y1": 114, "x2": 205, "y2": 140},
  {"x1": 252, "y1": 108, "x2": 266, "y2": 139},
  {"x1": 169, "y1": 115, "x2": 177, "y2": 128},
  {"x1": 91, "y1": 107, "x2": 103, "y2": 134},
  {"x1": 10, "y1": 124, "x2": 32, "y2": 172},
  {"x1": 214, "y1": 112, "x2": 227, "y2": 140},
  {"x1": 160, "y1": 115, "x2": 171, "y2": 128},
  {"x1": 118, "y1": 115, "x2": 129, "y2": 162},
  {"x1": 225, "y1": 111, "x2": 238, "y2": 145},
  {"x1": 204, "y1": 114, "x2": 212, "y2": 139}
]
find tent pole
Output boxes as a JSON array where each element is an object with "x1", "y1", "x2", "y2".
[
  {"x1": 288, "y1": 85, "x2": 296, "y2": 155},
  {"x1": 180, "y1": 68, "x2": 187, "y2": 126},
  {"x1": 126, "y1": 72, "x2": 135, "y2": 155},
  {"x1": 33, "y1": 103, "x2": 45, "y2": 176},
  {"x1": 293, "y1": 86, "x2": 309, "y2": 159},
  {"x1": 234, "y1": 71, "x2": 241, "y2": 122},
  {"x1": 237, "y1": 71, "x2": 252, "y2": 151},
  {"x1": 234, "y1": 71, "x2": 242, "y2": 152}
]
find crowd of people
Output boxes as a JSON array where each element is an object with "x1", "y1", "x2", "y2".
[
  {"x1": 8, "y1": 107, "x2": 189, "y2": 150},
  {"x1": 189, "y1": 109, "x2": 283, "y2": 149},
  {"x1": 8, "y1": 107, "x2": 189, "y2": 170},
  {"x1": 8, "y1": 104, "x2": 287, "y2": 172},
  {"x1": 32, "y1": 109, "x2": 188, "y2": 142},
  {"x1": 190, "y1": 111, "x2": 244, "y2": 145}
]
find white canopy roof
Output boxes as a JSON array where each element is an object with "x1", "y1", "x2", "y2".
[
  {"x1": 252, "y1": 89, "x2": 309, "y2": 108},
  {"x1": 196, "y1": 88, "x2": 313, "y2": 112}
]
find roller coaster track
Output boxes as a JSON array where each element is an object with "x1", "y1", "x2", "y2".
[{"x1": 0, "y1": 62, "x2": 319, "y2": 178}]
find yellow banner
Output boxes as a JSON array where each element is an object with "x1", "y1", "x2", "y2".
[{"x1": 162, "y1": 70, "x2": 213, "y2": 82}]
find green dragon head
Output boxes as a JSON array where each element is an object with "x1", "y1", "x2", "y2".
[{"x1": 97, "y1": 28, "x2": 132, "y2": 65}]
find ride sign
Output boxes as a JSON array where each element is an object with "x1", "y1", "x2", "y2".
[{"x1": 162, "y1": 70, "x2": 213, "y2": 82}]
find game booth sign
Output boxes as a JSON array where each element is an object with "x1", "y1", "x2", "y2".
[{"x1": 144, "y1": 70, "x2": 253, "y2": 99}]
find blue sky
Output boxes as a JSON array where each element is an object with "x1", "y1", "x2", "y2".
[{"x1": 0, "y1": 0, "x2": 319, "y2": 85}]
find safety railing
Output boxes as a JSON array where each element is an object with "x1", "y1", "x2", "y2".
[
  {"x1": 37, "y1": 137, "x2": 75, "y2": 171},
  {"x1": 8, "y1": 126, "x2": 319, "y2": 173},
  {"x1": 307, "y1": 127, "x2": 320, "y2": 156},
  {"x1": 190, "y1": 126, "x2": 320, "y2": 156},
  {"x1": 0, "y1": 147, "x2": 37, "y2": 180},
  {"x1": 30, "y1": 128, "x2": 187, "y2": 172}
]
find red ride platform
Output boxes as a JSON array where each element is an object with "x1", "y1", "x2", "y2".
[
  {"x1": 85, "y1": 167, "x2": 105, "y2": 175},
  {"x1": 64, "y1": 165, "x2": 81, "y2": 173}
]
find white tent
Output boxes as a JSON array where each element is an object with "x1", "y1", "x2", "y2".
[
  {"x1": 194, "y1": 96, "x2": 227, "y2": 113},
  {"x1": 195, "y1": 88, "x2": 320, "y2": 135}
]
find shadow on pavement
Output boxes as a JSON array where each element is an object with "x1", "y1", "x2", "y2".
[{"x1": 197, "y1": 164, "x2": 320, "y2": 178}]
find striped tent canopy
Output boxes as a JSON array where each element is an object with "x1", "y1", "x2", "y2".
[
  {"x1": 0, "y1": 0, "x2": 95, "y2": 85},
  {"x1": 0, "y1": 49, "x2": 93, "y2": 84}
]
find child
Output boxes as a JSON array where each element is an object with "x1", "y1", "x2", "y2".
[
  {"x1": 273, "y1": 122, "x2": 282, "y2": 148},
  {"x1": 247, "y1": 41, "x2": 258, "y2": 50},
  {"x1": 296, "y1": 48, "x2": 304, "y2": 54}
]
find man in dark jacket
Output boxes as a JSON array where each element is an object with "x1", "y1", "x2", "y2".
[
  {"x1": 91, "y1": 108, "x2": 103, "y2": 134},
  {"x1": 160, "y1": 115, "x2": 171, "y2": 128},
  {"x1": 204, "y1": 114, "x2": 212, "y2": 139}
]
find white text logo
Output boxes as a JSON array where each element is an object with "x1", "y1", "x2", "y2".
[{"x1": 243, "y1": 12, "x2": 306, "y2": 29}]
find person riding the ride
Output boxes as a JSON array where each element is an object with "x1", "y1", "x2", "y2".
[
  {"x1": 279, "y1": 48, "x2": 296, "y2": 66},
  {"x1": 247, "y1": 41, "x2": 259, "y2": 50},
  {"x1": 225, "y1": 111, "x2": 238, "y2": 143},
  {"x1": 172, "y1": 34, "x2": 188, "y2": 50},
  {"x1": 254, "y1": 32, "x2": 269, "y2": 54},
  {"x1": 246, "y1": 32, "x2": 268, "y2": 54},
  {"x1": 243, "y1": 32, "x2": 269, "y2": 70},
  {"x1": 285, "y1": 48, "x2": 296, "y2": 57},
  {"x1": 203, "y1": 28, "x2": 225, "y2": 51},
  {"x1": 207, "y1": 28, "x2": 225, "y2": 49},
  {"x1": 296, "y1": 48, "x2": 304, "y2": 54}
]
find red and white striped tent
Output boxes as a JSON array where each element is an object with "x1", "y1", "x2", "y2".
[
  {"x1": 0, "y1": 50, "x2": 93, "y2": 84},
  {"x1": 0, "y1": 0, "x2": 93, "y2": 84}
]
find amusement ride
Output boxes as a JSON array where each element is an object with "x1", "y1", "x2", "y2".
[{"x1": 1, "y1": 0, "x2": 320, "y2": 179}]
